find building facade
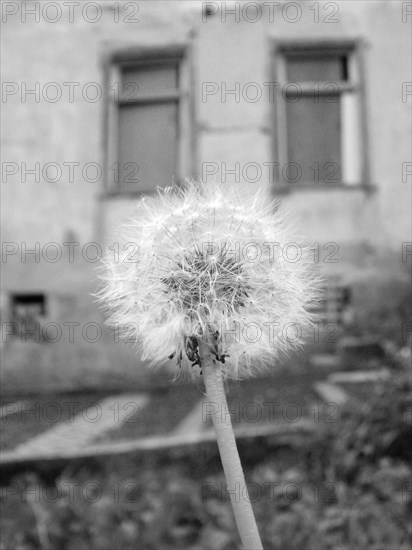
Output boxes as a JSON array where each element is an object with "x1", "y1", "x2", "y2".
[{"x1": 1, "y1": 0, "x2": 411, "y2": 391}]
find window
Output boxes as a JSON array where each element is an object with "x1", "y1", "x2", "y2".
[
  {"x1": 10, "y1": 293, "x2": 47, "y2": 340},
  {"x1": 274, "y1": 42, "x2": 368, "y2": 188},
  {"x1": 105, "y1": 47, "x2": 192, "y2": 194},
  {"x1": 12, "y1": 293, "x2": 46, "y2": 319}
]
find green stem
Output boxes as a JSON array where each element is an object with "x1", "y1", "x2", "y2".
[{"x1": 200, "y1": 342, "x2": 263, "y2": 550}]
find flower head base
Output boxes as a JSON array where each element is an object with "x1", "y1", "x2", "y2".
[
  {"x1": 98, "y1": 181, "x2": 319, "y2": 379},
  {"x1": 161, "y1": 250, "x2": 251, "y2": 313}
]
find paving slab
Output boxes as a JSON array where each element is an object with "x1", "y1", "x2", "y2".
[
  {"x1": 172, "y1": 396, "x2": 209, "y2": 436},
  {"x1": 0, "y1": 419, "x2": 316, "y2": 465},
  {"x1": 329, "y1": 369, "x2": 390, "y2": 384},
  {"x1": 11, "y1": 393, "x2": 149, "y2": 457},
  {"x1": 313, "y1": 382, "x2": 349, "y2": 406}
]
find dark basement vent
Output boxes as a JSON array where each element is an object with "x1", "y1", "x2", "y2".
[
  {"x1": 11, "y1": 293, "x2": 47, "y2": 319},
  {"x1": 310, "y1": 279, "x2": 351, "y2": 324}
]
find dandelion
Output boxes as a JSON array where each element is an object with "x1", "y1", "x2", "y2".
[
  {"x1": 97, "y1": 180, "x2": 319, "y2": 549},
  {"x1": 99, "y1": 181, "x2": 317, "y2": 378}
]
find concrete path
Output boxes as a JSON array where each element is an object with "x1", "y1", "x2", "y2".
[
  {"x1": 1, "y1": 367, "x2": 391, "y2": 464},
  {"x1": 172, "y1": 395, "x2": 209, "y2": 436},
  {"x1": 313, "y1": 382, "x2": 349, "y2": 406},
  {"x1": 329, "y1": 368, "x2": 390, "y2": 383},
  {"x1": 11, "y1": 393, "x2": 149, "y2": 457},
  {"x1": 0, "y1": 419, "x2": 316, "y2": 464}
]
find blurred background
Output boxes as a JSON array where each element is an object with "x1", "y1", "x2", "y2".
[{"x1": 1, "y1": 1, "x2": 411, "y2": 549}]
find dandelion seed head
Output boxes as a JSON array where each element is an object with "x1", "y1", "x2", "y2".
[{"x1": 97, "y1": 180, "x2": 320, "y2": 379}]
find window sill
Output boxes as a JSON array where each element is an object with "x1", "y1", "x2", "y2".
[
  {"x1": 100, "y1": 183, "x2": 377, "y2": 199},
  {"x1": 273, "y1": 182, "x2": 377, "y2": 194},
  {"x1": 100, "y1": 178, "x2": 188, "y2": 200},
  {"x1": 99, "y1": 190, "x2": 157, "y2": 200}
]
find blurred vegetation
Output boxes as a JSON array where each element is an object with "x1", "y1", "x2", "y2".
[
  {"x1": 1, "y1": 369, "x2": 411, "y2": 550},
  {"x1": 350, "y1": 275, "x2": 412, "y2": 347}
]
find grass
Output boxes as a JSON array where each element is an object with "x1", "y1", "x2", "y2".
[{"x1": 1, "y1": 369, "x2": 410, "y2": 549}]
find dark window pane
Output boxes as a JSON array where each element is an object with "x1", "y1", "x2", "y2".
[
  {"x1": 121, "y1": 64, "x2": 178, "y2": 99},
  {"x1": 285, "y1": 97, "x2": 341, "y2": 185},
  {"x1": 118, "y1": 102, "x2": 178, "y2": 192},
  {"x1": 286, "y1": 55, "x2": 347, "y2": 82},
  {"x1": 341, "y1": 55, "x2": 349, "y2": 80}
]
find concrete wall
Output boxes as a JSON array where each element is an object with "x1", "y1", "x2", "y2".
[{"x1": 1, "y1": 0, "x2": 411, "y2": 391}]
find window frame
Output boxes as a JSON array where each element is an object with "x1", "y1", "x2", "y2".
[
  {"x1": 101, "y1": 45, "x2": 194, "y2": 197},
  {"x1": 271, "y1": 39, "x2": 373, "y2": 193}
]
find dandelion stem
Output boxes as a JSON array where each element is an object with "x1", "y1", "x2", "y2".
[{"x1": 200, "y1": 342, "x2": 263, "y2": 550}]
